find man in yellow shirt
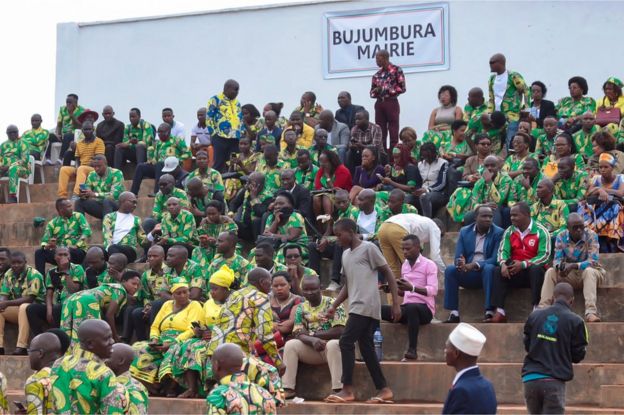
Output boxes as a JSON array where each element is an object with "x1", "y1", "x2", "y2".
[
  {"x1": 21, "y1": 114, "x2": 50, "y2": 161},
  {"x1": 281, "y1": 112, "x2": 314, "y2": 150},
  {"x1": 58, "y1": 120, "x2": 105, "y2": 199}
]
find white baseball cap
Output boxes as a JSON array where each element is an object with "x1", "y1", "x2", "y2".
[
  {"x1": 161, "y1": 156, "x2": 179, "y2": 173},
  {"x1": 449, "y1": 323, "x2": 486, "y2": 357}
]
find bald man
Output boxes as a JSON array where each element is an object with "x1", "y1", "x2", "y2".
[
  {"x1": 103, "y1": 191, "x2": 146, "y2": 264},
  {"x1": 208, "y1": 268, "x2": 285, "y2": 374},
  {"x1": 106, "y1": 343, "x2": 148, "y2": 414},
  {"x1": 523, "y1": 282, "x2": 588, "y2": 414},
  {"x1": 24, "y1": 333, "x2": 62, "y2": 414},
  {"x1": 464, "y1": 87, "x2": 488, "y2": 133},
  {"x1": 206, "y1": 344, "x2": 276, "y2": 415},
  {"x1": 96, "y1": 105, "x2": 125, "y2": 165},
  {"x1": 530, "y1": 178, "x2": 569, "y2": 235},
  {"x1": 487, "y1": 53, "x2": 528, "y2": 149},
  {"x1": 51, "y1": 319, "x2": 127, "y2": 414},
  {"x1": 0, "y1": 124, "x2": 30, "y2": 203},
  {"x1": 539, "y1": 213, "x2": 605, "y2": 322},
  {"x1": 125, "y1": 244, "x2": 166, "y2": 342},
  {"x1": 74, "y1": 154, "x2": 125, "y2": 219},
  {"x1": 208, "y1": 79, "x2": 242, "y2": 172}
]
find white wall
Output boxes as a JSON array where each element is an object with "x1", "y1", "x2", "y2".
[{"x1": 55, "y1": 0, "x2": 624, "y2": 137}]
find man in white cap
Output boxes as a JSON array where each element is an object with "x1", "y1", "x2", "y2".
[
  {"x1": 160, "y1": 156, "x2": 188, "y2": 190},
  {"x1": 443, "y1": 323, "x2": 497, "y2": 414}
]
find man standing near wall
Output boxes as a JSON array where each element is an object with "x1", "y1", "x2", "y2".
[
  {"x1": 370, "y1": 50, "x2": 405, "y2": 151},
  {"x1": 208, "y1": 79, "x2": 242, "y2": 172},
  {"x1": 487, "y1": 53, "x2": 528, "y2": 149}
]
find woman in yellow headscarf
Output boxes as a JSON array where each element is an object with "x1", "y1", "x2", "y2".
[
  {"x1": 130, "y1": 278, "x2": 203, "y2": 394},
  {"x1": 158, "y1": 265, "x2": 236, "y2": 398}
]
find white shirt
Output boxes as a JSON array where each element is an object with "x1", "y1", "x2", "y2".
[
  {"x1": 171, "y1": 121, "x2": 187, "y2": 145},
  {"x1": 112, "y1": 212, "x2": 135, "y2": 244},
  {"x1": 385, "y1": 213, "x2": 445, "y2": 271},
  {"x1": 493, "y1": 71, "x2": 508, "y2": 111},
  {"x1": 357, "y1": 210, "x2": 378, "y2": 241},
  {"x1": 191, "y1": 123, "x2": 211, "y2": 146},
  {"x1": 452, "y1": 365, "x2": 479, "y2": 386}
]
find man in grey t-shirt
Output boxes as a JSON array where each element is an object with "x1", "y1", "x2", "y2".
[{"x1": 324, "y1": 218, "x2": 401, "y2": 404}]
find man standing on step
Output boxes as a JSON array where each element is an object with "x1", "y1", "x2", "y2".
[
  {"x1": 443, "y1": 323, "x2": 497, "y2": 414},
  {"x1": 522, "y1": 282, "x2": 588, "y2": 415},
  {"x1": 324, "y1": 218, "x2": 400, "y2": 404}
]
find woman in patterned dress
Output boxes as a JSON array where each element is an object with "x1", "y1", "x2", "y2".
[{"x1": 263, "y1": 191, "x2": 309, "y2": 263}]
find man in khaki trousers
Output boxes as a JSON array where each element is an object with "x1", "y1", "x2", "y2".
[
  {"x1": 539, "y1": 213, "x2": 605, "y2": 322},
  {"x1": 282, "y1": 276, "x2": 345, "y2": 400},
  {"x1": 0, "y1": 251, "x2": 45, "y2": 355}
]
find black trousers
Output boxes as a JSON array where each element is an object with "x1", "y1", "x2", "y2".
[
  {"x1": 114, "y1": 145, "x2": 147, "y2": 171},
  {"x1": 130, "y1": 161, "x2": 163, "y2": 195},
  {"x1": 212, "y1": 136, "x2": 239, "y2": 173},
  {"x1": 122, "y1": 306, "x2": 149, "y2": 342},
  {"x1": 381, "y1": 303, "x2": 432, "y2": 351},
  {"x1": 339, "y1": 313, "x2": 387, "y2": 390},
  {"x1": 45, "y1": 133, "x2": 60, "y2": 158},
  {"x1": 491, "y1": 265, "x2": 545, "y2": 309},
  {"x1": 307, "y1": 241, "x2": 343, "y2": 284},
  {"x1": 524, "y1": 379, "x2": 566, "y2": 415},
  {"x1": 108, "y1": 244, "x2": 137, "y2": 263},
  {"x1": 34, "y1": 248, "x2": 85, "y2": 276},
  {"x1": 74, "y1": 198, "x2": 119, "y2": 220},
  {"x1": 26, "y1": 303, "x2": 62, "y2": 336},
  {"x1": 59, "y1": 133, "x2": 74, "y2": 162}
]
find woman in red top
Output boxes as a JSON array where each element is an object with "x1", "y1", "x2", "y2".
[{"x1": 313, "y1": 149, "x2": 352, "y2": 232}]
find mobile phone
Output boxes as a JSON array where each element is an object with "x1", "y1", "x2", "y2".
[
  {"x1": 505, "y1": 259, "x2": 514, "y2": 266},
  {"x1": 13, "y1": 401, "x2": 26, "y2": 412},
  {"x1": 230, "y1": 153, "x2": 238, "y2": 160},
  {"x1": 191, "y1": 321, "x2": 200, "y2": 328},
  {"x1": 79, "y1": 184, "x2": 88, "y2": 191},
  {"x1": 376, "y1": 173, "x2": 383, "y2": 180}
]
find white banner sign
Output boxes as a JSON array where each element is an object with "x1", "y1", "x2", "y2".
[{"x1": 323, "y1": 3, "x2": 450, "y2": 79}]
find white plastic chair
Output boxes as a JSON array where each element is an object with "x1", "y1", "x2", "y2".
[
  {"x1": 33, "y1": 142, "x2": 48, "y2": 183},
  {"x1": 0, "y1": 155, "x2": 34, "y2": 203}
]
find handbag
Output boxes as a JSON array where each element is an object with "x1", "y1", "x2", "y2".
[{"x1": 596, "y1": 101, "x2": 622, "y2": 127}]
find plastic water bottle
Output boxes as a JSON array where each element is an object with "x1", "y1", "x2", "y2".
[{"x1": 374, "y1": 329, "x2": 383, "y2": 361}]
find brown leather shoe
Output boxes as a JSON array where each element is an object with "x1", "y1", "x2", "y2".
[
  {"x1": 585, "y1": 313, "x2": 601, "y2": 323},
  {"x1": 488, "y1": 312, "x2": 507, "y2": 323}
]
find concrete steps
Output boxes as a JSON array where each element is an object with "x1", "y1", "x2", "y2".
[
  {"x1": 5, "y1": 389, "x2": 624, "y2": 415},
  {"x1": 3, "y1": 358, "x2": 623, "y2": 408},
  {"x1": 293, "y1": 362, "x2": 624, "y2": 405}
]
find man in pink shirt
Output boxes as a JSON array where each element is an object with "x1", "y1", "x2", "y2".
[{"x1": 381, "y1": 234, "x2": 438, "y2": 361}]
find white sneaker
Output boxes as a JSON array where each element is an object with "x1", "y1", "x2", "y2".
[
  {"x1": 326, "y1": 281, "x2": 341, "y2": 292},
  {"x1": 44, "y1": 158, "x2": 53, "y2": 165}
]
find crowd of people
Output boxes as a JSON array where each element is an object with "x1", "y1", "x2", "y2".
[{"x1": 0, "y1": 49, "x2": 611, "y2": 413}]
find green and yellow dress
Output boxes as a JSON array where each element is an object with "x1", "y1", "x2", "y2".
[
  {"x1": 61, "y1": 283, "x2": 128, "y2": 346},
  {"x1": 159, "y1": 298, "x2": 223, "y2": 394},
  {"x1": 130, "y1": 299, "x2": 203, "y2": 384}
]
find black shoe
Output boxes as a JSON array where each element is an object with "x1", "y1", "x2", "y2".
[
  {"x1": 12, "y1": 347, "x2": 27, "y2": 355},
  {"x1": 0, "y1": 348, "x2": 4, "y2": 355},
  {"x1": 147, "y1": 193, "x2": 156, "y2": 198},
  {"x1": 444, "y1": 314, "x2": 460, "y2": 323}
]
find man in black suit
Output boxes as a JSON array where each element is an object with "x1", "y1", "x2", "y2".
[
  {"x1": 335, "y1": 91, "x2": 365, "y2": 130},
  {"x1": 279, "y1": 169, "x2": 312, "y2": 225},
  {"x1": 443, "y1": 323, "x2": 497, "y2": 414}
]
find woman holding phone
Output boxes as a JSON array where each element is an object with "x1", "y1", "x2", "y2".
[{"x1": 130, "y1": 278, "x2": 202, "y2": 394}]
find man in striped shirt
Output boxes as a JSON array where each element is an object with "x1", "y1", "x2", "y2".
[{"x1": 487, "y1": 202, "x2": 550, "y2": 323}]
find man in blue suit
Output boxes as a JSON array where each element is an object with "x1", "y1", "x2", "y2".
[
  {"x1": 443, "y1": 323, "x2": 497, "y2": 414},
  {"x1": 444, "y1": 205, "x2": 504, "y2": 323}
]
